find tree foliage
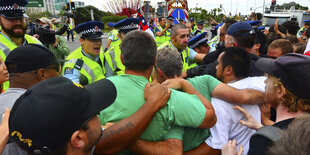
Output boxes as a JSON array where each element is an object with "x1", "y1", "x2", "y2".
[
  {"x1": 28, "y1": 11, "x2": 52, "y2": 22},
  {"x1": 74, "y1": 5, "x2": 109, "y2": 25},
  {"x1": 275, "y1": 2, "x2": 308, "y2": 10},
  {"x1": 189, "y1": 7, "x2": 225, "y2": 25}
]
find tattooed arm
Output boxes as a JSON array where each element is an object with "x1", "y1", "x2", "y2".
[{"x1": 94, "y1": 83, "x2": 171, "y2": 155}]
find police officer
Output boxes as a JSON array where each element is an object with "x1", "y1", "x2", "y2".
[
  {"x1": 104, "y1": 22, "x2": 120, "y2": 52},
  {"x1": 297, "y1": 20, "x2": 310, "y2": 39},
  {"x1": 63, "y1": 21, "x2": 105, "y2": 85},
  {"x1": 192, "y1": 21, "x2": 206, "y2": 36},
  {"x1": 158, "y1": 24, "x2": 206, "y2": 71},
  {"x1": 105, "y1": 18, "x2": 139, "y2": 77},
  {"x1": 0, "y1": 0, "x2": 41, "y2": 91},
  {"x1": 188, "y1": 32, "x2": 210, "y2": 55},
  {"x1": 154, "y1": 16, "x2": 171, "y2": 47},
  {"x1": 190, "y1": 17, "x2": 198, "y2": 33},
  {"x1": 67, "y1": 22, "x2": 74, "y2": 41}
]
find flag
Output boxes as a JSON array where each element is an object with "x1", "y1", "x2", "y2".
[
  {"x1": 137, "y1": 8, "x2": 149, "y2": 31},
  {"x1": 137, "y1": 8, "x2": 154, "y2": 38}
]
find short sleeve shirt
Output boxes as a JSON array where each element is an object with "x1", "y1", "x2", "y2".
[
  {"x1": 165, "y1": 75, "x2": 222, "y2": 151},
  {"x1": 99, "y1": 74, "x2": 207, "y2": 142}
]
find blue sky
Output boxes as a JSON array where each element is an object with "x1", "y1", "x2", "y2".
[{"x1": 79, "y1": 0, "x2": 310, "y2": 15}]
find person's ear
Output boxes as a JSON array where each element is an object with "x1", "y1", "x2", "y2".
[
  {"x1": 120, "y1": 55, "x2": 124, "y2": 65},
  {"x1": 70, "y1": 130, "x2": 86, "y2": 149},
  {"x1": 36, "y1": 68, "x2": 48, "y2": 81},
  {"x1": 277, "y1": 85, "x2": 287, "y2": 99},
  {"x1": 224, "y1": 65, "x2": 233, "y2": 76},
  {"x1": 79, "y1": 38, "x2": 84, "y2": 45},
  {"x1": 171, "y1": 35, "x2": 176, "y2": 42}
]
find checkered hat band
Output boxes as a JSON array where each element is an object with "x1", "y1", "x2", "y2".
[
  {"x1": 190, "y1": 38, "x2": 207, "y2": 49},
  {"x1": 79, "y1": 28, "x2": 102, "y2": 35},
  {"x1": 118, "y1": 24, "x2": 139, "y2": 30},
  {"x1": 0, "y1": 6, "x2": 25, "y2": 11}
]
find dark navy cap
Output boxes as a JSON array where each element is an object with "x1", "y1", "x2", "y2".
[
  {"x1": 166, "y1": 16, "x2": 174, "y2": 21},
  {"x1": 74, "y1": 21, "x2": 104, "y2": 39},
  {"x1": 197, "y1": 21, "x2": 204, "y2": 25},
  {"x1": 188, "y1": 32, "x2": 208, "y2": 49},
  {"x1": 107, "y1": 22, "x2": 115, "y2": 27},
  {"x1": 227, "y1": 21, "x2": 255, "y2": 37},
  {"x1": 190, "y1": 17, "x2": 195, "y2": 21},
  {"x1": 255, "y1": 53, "x2": 310, "y2": 99},
  {"x1": 114, "y1": 18, "x2": 139, "y2": 31},
  {"x1": 179, "y1": 18, "x2": 184, "y2": 21},
  {"x1": 0, "y1": 0, "x2": 28, "y2": 18},
  {"x1": 247, "y1": 20, "x2": 261, "y2": 27},
  {"x1": 304, "y1": 20, "x2": 310, "y2": 25}
]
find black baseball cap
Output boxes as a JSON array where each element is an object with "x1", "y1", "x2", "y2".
[
  {"x1": 9, "y1": 77, "x2": 116, "y2": 153},
  {"x1": 5, "y1": 44, "x2": 65, "y2": 73},
  {"x1": 255, "y1": 53, "x2": 310, "y2": 99}
]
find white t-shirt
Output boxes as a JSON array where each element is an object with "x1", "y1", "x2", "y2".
[{"x1": 205, "y1": 76, "x2": 266, "y2": 155}]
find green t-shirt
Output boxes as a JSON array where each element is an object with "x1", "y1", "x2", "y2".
[
  {"x1": 100, "y1": 74, "x2": 207, "y2": 142},
  {"x1": 165, "y1": 75, "x2": 221, "y2": 151}
]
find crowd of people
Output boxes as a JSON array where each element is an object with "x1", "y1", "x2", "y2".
[{"x1": 1, "y1": 0, "x2": 310, "y2": 155}]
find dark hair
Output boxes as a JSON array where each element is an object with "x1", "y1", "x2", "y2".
[
  {"x1": 222, "y1": 19, "x2": 237, "y2": 33},
  {"x1": 120, "y1": 30, "x2": 156, "y2": 71},
  {"x1": 293, "y1": 43, "x2": 306, "y2": 54},
  {"x1": 284, "y1": 35, "x2": 299, "y2": 44},
  {"x1": 158, "y1": 17, "x2": 165, "y2": 22},
  {"x1": 221, "y1": 47, "x2": 251, "y2": 79},
  {"x1": 232, "y1": 30, "x2": 256, "y2": 49},
  {"x1": 155, "y1": 47, "x2": 182, "y2": 78},
  {"x1": 269, "y1": 24, "x2": 287, "y2": 34},
  {"x1": 265, "y1": 32, "x2": 282, "y2": 47},
  {"x1": 255, "y1": 30, "x2": 267, "y2": 56},
  {"x1": 281, "y1": 20, "x2": 300, "y2": 35}
]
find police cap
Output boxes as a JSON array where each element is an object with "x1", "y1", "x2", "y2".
[
  {"x1": 74, "y1": 21, "x2": 105, "y2": 39},
  {"x1": 0, "y1": 0, "x2": 28, "y2": 18}
]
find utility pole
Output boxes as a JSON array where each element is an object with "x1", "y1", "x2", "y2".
[{"x1": 90, "y1": 9, "x2": 94, "y2": 21}]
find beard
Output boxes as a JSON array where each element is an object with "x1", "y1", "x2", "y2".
[{"x1": 1, "y1": 23, "x2": 26, "y2": 38}]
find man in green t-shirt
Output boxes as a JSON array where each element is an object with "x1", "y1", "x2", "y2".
[
  {"x1": 99, "y1": 30, "x2": 217, "y2": 154},
  {"x1": 130, "y1": 47, "x2": 265, "y2": 154}
]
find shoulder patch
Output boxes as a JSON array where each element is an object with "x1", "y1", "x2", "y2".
[{"x1": 64, "y1": 68, "x2": 74, "y2": 74}]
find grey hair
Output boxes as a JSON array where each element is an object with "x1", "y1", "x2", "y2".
[{"x1": 155, "y1": 47, "x2": 183, "y2": 78}]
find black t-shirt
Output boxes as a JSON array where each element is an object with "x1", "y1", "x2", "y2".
[{"x1": 247, "y1": 118, "x2": 294, "y2": 155}]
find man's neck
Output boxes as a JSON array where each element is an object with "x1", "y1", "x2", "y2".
[
  {"x1": 1, "y1": 30, "x2": 24, "y2": 46},
  {"x1": 223, "y1": 75, "x2": 244, "y2": 84},
  {"x1": 171, "y1": 41, "x2": 182, "y2": 52},
  {"x1": 275, "y1": 104, "x2": 304, "y2": 123},
  {"x1": 125, "y1": 68, "x2": 152, "y2": 80}
]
